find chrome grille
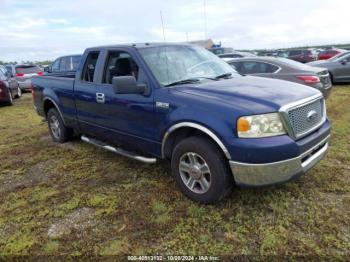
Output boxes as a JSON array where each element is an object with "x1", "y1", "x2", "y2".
[{"x1": 280, "y1": 96, "x2": 326, "y2": 139}]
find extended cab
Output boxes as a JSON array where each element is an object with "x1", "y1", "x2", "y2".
[{"x1": 32, "y1": 43, "x2": 331, "y2": 203}]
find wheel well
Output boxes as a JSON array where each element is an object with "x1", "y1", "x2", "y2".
[
  {"x1": 43, "y1": 99, "x2": 56, "y2": 116},
  {"x1": 163, "y1": 127, "x2": 228, "y2": 160}
]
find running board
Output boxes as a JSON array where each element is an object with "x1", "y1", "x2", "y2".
[{"x1": 81, "y1": 135, "x2": 157, "y2": 164}]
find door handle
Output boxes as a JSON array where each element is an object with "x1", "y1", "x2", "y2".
[{"x1": 96, "y1": 93, "x2": 105, "y2": 103}]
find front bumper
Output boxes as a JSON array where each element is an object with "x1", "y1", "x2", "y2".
[{"x1": 229, "y1": 135, "x2": 329, "y2": 187}]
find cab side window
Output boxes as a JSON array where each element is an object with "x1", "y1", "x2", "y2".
[
  {"x1": 82, "y1": 52, "x2": 100, "y2": 82},
  {"x1": 103, "y1": 51, "x2": 139, "y2": 84},
  {"x1": 51, "y1": 59, "x2": 60, "y2": 72},
  {"x1": 241, "y1": 61, "x2": 279, "y2": 74}
]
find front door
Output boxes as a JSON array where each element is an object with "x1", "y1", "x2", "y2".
[{"x1": 90, "y1": 48, "x2": 157, "y2": 153}]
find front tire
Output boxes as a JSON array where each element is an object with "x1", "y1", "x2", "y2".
[
  {"x1": 171, "y1": 136, "x2": 233, "y2": 203},
  {"x1": 47, "y1": 108, "x2": 73, "y2": 143}
]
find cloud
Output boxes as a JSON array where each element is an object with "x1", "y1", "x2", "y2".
[{"x1": 0, "y1": 0, "x2": 349, "y2": 62}]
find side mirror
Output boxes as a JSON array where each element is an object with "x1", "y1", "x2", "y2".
[
  {"x1": 112, "y1": 76, "x2": 148, "y2": 95},
  {"x1": 44, "y1": 66, "x2": 50, "y2": 73},
  {"x1": 340, "y1": 59, "x2": 347, "y2": 65}
]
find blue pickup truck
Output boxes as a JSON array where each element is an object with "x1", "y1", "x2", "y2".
[{"x1": 32, "y1": 43, "x2": 331, "y2": 203}]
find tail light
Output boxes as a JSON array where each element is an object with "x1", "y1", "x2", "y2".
[
  {"x1": 297, "y1": 75, "x2": 320, "y2": 84},
  {"x1": 37, "y1": 71, "x2": 43, "y2": 76},
  {"x1": 16, "y1": 73, "x2": 24, "y2": 77}
]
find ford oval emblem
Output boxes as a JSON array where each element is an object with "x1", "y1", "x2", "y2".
[{"x1": 307, "y1": 110, "x2": 318, "y2": 122}]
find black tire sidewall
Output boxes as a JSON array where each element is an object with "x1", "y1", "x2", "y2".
[
  {"x1": 7, "y1": 89, "x2": 13, "y2": 105},
  {"x1": 47, "y1": 108, "x2": 68, "y2": 143},
  {"x1": 171, "y1": 136, "x2": 233, "y2": 203}
]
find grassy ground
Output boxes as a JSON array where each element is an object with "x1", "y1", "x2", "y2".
[{"x1": 0, "y1": 87, "x2": 349, "y2": 258}]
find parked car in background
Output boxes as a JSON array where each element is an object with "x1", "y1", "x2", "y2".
[
  {"x1": 9, "y1": 64, "x2": 43, "y2": 92},
  {"x1": 318, "y1": 49, "x2": 346, "y2": 60},
  {"x1": 228, "y1": 57, "x2": 332, "y2": 98},
  {"x1": 44, "y1": 54, "x2": 82, "y2": 77},
  {"x1": 32, "y1": 43, "x2": 330, "y2": 203},
  {"x1": 287, "y1": 49, "x2": 317, "y2": 63},
  {"x1": 5, "y1": 65, "x2": 21, "y2": 93},
  {"x1": 257, "y1": 50, "x2": 278, "y2": 57},
  {"x1": 208, "y1": 47, "x2": 234, "y2": 56},
  {"x1": 0, "y1": 65, "x2": 21, "y2": 105},
  {"x1": 308, "y1": 51, "x2": 350, "y2": 84},
  {"x1": 218, "y1": 51, "x2": 256, "y2": 61}
]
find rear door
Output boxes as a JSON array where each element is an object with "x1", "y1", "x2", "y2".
[{"x1": 74, "y1": 51, "x2": 103, "y2": 136}]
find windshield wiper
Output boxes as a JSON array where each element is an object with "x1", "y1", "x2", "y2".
[
  {"x1": 215, "y1": 73, "x2": 233, "y2": 79},
  {"x1": 164, "y1": 78, "x2": 200, "y2": 87}
]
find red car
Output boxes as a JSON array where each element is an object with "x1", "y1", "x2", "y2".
[
  {"x1": 318, "y1": 49, "x2": 345, "y2": 60},
  {"x1": 0, "y1": 65, "x2": 21, "y2": 105}
]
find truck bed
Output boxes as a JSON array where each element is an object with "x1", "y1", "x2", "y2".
[{"x1": 32, "y1": 74, "x2": 76, "y2": 122}]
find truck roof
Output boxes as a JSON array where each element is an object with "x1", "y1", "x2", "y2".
[{"x1": 87, "y1": 42, "x2": 193, "y2": 50}]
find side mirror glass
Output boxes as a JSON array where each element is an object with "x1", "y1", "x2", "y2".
[
  {"x1": 44, "y1": 66, "x2": 50, "y2": 72},
  {"x1": 112, "y1": 76, "x2": 147, "y2": 95}
]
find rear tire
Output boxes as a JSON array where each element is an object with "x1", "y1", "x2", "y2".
[
  {"x1": 171, "y1": 136, "x2": 233, "y2": 203},
  {"x1": 47, "y1": 108, "x2": 73, "y2": 143}
]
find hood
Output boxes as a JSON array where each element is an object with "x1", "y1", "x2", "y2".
[{"x1": 174, "y1": 76, "x2": 321, "y2": 114}]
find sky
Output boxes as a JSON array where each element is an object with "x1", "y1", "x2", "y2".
[{"x1": 0, "y1": 0, "x2": 349, "y2": 62}]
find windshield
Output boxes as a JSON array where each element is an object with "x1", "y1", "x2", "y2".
[
  {"x1": 139, "y1": 45, "x2": 238, "y2": 86},
  {"x1": 328, "y1": 51, "x2": 349, "y2": 61}
]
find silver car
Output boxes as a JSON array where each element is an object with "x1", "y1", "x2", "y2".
[
  {"x1": 12, "y1": 64, "x2": 43, "y2": 91},
  {"x1": 227, "y1": 57, "x2": 332, "y2": 98},
  {"x1": 307, "y1": 51, "x2": 350, "y2": 84}
]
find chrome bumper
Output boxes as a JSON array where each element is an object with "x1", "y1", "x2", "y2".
[{"x1": 229, "y1": 135, "x2": 330, "y2": 187}]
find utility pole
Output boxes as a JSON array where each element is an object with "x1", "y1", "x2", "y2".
[{"x1": 203, "y1": 0, "x2": 208, "y2": 40}]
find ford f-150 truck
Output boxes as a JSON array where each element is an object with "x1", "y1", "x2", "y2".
[{"x1": 32, "y1": 43, "x2": 331, "y2": 203}]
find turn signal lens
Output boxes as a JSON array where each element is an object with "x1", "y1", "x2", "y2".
[
  {"x1": 237, "y1": 113, "x2": 286, "y2": 138},
  {"x1": 237, "y1": 118, "x2": 250, "y2": 132}
]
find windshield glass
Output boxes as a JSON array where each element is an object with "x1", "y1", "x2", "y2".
[
  {"x1": 139, "y1": 45, "x2": 238, "y2": 86},
  {"x1": 328, "y1": 51, "x2": 349, "y2": 61}
]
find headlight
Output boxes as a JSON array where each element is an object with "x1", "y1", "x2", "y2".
[{"x1": 237, "y1": 113, "x2": 286, "y2": 138}]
